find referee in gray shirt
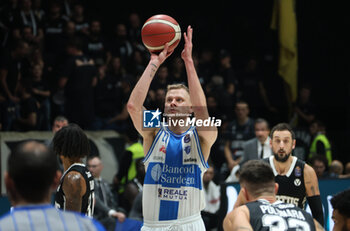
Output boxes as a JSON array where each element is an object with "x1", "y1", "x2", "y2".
[{"x1": 0, "y1": 141, "x2": 106, "y2": 231}]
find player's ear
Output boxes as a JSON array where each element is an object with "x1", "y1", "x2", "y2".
[
  {"x1": 292, "y1": 139, "x2": 296, "y2": 149},
  {"x1": 274, "y1": 183, "x2": 279, "y2": 195}
]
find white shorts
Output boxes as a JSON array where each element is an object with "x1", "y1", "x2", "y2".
[{"x1": 141, "y1": 213, "x2": 205, "y2": 231}]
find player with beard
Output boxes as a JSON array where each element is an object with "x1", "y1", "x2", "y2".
[{"x1": 234, "y1": 123, "x2": 324, "y2": 226}]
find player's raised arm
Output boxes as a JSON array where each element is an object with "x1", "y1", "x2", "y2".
[
  {"x1": 181, "y1": 26, "x2": 218, "y2": 161},
  {"x1": 304, "y1": 163, "x2": 325, "y2": 226},
  {"x1": 127, "y1": 44, "x2": 172, "y2": 137}
]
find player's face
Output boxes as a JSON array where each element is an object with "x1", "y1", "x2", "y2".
[
  {"x1": 332, "y1": 209, "x2": 349, "y2": 231},
  {"x1": 271, "y1": 130, "x2": 295, "y2": 162},
  {"x1": 164, "y1": 88, "x2": 192, "y2": 117}
]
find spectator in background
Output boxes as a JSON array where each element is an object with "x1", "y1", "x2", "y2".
[
  {"x1": 0, "y1": 40, "x2": 30, "y2": 130},
  {"x1": 58, "y1": 36, "x2": 97, "y2": 129},
  {"x1": 31, "y1": 63, "x2": 51, "y2": 130},
  {"x1": 71, "y1": 3, "x2": 89, "y2": 36},
  {"x1": 237, "y1": 57, "x2": 265, "y2": 118},
  {"x1": 150, "y1": 65, "x2": 170, "y2": 92},
  {"x1": 93, "y1": 63, "x2": 122, "y2": 130},
  {"x1": 330, "y1": 160, "x2": 344, "y2": 176},
  {"x1": 52, "y1": 115, "x2": 69, "y2": 133},
  {"x1": 0, "y1": 141, "x2": 106, "y2": 231},
  {"x1": 329, "y1": 160, "x2": 350, "y2": 179},
  {"x1": 346, "y1": 162, "x2": 350, "y2": 175},
  {"x1": 219, "y1": 77, "x2": 238, "y2": 122},
  {"x1": 202, "y1": 162, "x2": 220, "y2": 231},
  {"x1": 87, "y1": 155, "x2": 126, "y2": 231},
  {"x1": 128, "y1": 12, "x2": 142, "y2": 46},
  {"x1": 290, "y1": 84, "x2": 316, "y2": 129},
  {"x1": 12, "y1": 0, "x2": 44, "y2": 45},
  {"x1": 42, "y1": 1, "x2": 68, "y2": 66},
  {"x1": 240, "y1": 118, "x2": 272, "y2": 167},
  {"x1": 310, "y1": 154, "x2": 332, "y2": 179},
  {"x1": 108, "y1": 23, "x2": 133, "y2": 68},
  {"x1": 309, "y1": 120, "x2": 332, "y2": 165},
  {"x1": 224, "y1": 101, "x2": 255, "y2": 176},
  {"x1": 86, "y1": 19, "x2": 108, "y2": 66},
  {"x1": 169, "y1": 56, "x2": 186, "y2": 84},
  {"x1": 20, "y1": 25, "x2": 40, "y2": 47},
  {"x1": 217, "y1": 49, "x2": 237, "y2": 91},
  {"x1": 197, "y1": 48, "x2": 215, "y2": 85},
  {"x1": 13, "y1": 78, "x2": 38, "y2": 131},
  {"x1": 129, "y1": 49, "x2": 147, "y2": 77},
  {"x1": 330, "y1": 189, "x2": 350, "y2": 231}
]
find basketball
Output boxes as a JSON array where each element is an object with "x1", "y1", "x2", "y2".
[{"x1": 141, "y1": 14, "x2": 181, "y2": 53}]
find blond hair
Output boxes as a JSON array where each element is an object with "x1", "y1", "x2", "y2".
[{"x1": 166, "y1": 84, "x2": 189, "y2": 93}]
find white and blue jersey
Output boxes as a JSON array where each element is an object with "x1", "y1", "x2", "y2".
[
  {"x1": 143, "y1": 124, "x2": 209, "y2": 223},
  {"x1": 0, "y1": 204, "x2": 106, "y2": 231}
]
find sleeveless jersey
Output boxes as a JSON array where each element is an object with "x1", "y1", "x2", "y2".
[
  {"x1": 143, "y1": 124, "x2": 208, "y2": 222},
  {"x1": 265, "y1": 156, "x2": 306, "y2": 209},
  {"x1": 55, "y1": 163, "x2": 95, "y2": 217},
  {"x1": 246, "y1": 199, "x2": 316, "y2": 231}
]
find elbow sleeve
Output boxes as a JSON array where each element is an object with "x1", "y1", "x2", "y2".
[{"x1": 307, "y1": 195, "x2": 324, "y2": 227}]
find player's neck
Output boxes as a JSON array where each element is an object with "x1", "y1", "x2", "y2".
[
  {"x1": 12, "y1": 193, "x2": 51, "y2": 207},
  {"x1": 273, "y1": 156, "x2": 293, "y2": 175},
  {"x1": 61, "y1": 157, "x2": 83, "y2": 171},
  {"x1": 256, "y1": 195, "x2": 276, "y2": 204}
]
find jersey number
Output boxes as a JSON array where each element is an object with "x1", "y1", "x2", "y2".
[{"x1": 262, "y1": 215, "x2": 311, "y2": 231}]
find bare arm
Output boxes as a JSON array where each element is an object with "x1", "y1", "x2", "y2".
[
  {"x1": 224, "y1": 141, "x2": 241, "y2": 171},
  {"x1": 181, "y1": 26, "x2": 217, "y2": 161},
  {"x1": 62, "y1": 171, "x2": 86, "y2": 213},
  {"x1": 314, "y1": 219, "x2": 325, "y2": 231},
  {"x1": 304, "y1": 164, "x2": 320, "y2": 197},
  {"x1": 127, "y1": 44, "x2": 171, "y2": 137},
  {"x1": 304, "y1": 163, "x2": 324, "y2": 226},
  {"x1": 223, "y1": 205, "x2": 252, "y2": 231}
]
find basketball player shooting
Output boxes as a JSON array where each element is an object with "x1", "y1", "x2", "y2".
[{"x1": 127, "y1": 26, "x2": 218, "y2": 230}]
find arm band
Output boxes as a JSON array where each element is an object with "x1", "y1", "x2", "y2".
[{"x1": 307, "y1": 195, "x2": 324, "y2": 226}]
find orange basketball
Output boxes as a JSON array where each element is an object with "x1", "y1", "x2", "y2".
[{"x1": 141, "y1": 14, "x2": 181, "y2": 53}]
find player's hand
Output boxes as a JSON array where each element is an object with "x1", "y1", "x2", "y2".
[
  {"x1": 181, "y1": 25, "x2": 193, "y2": 62},
  {"x1": 150, "y1": 43, "x2": 173, "y2": 66}
]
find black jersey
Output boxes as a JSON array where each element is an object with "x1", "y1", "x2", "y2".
[
  {"x1": 264, "y1": 156, "x2": 307, "y2": 209},
  {"x1": 246, "y1": 199, "x2": 316, "y2": 231},
  {"x1": 55, "y1": 163, "x2": 95, "y2": 217}
]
